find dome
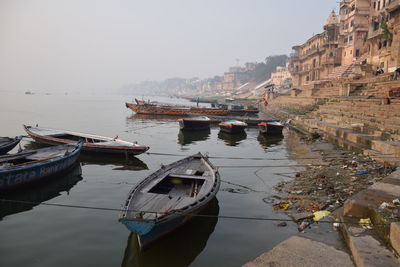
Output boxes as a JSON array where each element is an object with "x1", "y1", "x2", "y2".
[{"x1": 325, "y1": 10, "x2": 339, "y2": 26}]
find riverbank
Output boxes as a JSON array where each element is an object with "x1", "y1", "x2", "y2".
[{"x1": 245, "y1": 106, "x2": 400, "y2": 266}]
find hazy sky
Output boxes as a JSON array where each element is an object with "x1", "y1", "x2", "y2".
[{"x1": 0, "y1": 0, "x2": 338, "y2": 92}]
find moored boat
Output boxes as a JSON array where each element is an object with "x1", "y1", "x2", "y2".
[
  {"x1": 0, "y1": 136, "x2": 23, "y2": 154},
  {"x1": 178, "y1": 116, "x2": 211, "y2": 131},
  {"x1": 119, "y1": 152, "x2": 220, "y2": 249},
  {"x1": 23, "y1": 125, "x2": 150, "y2": 156},
  {"x1": 125, "y1": 99, "x2": 230, "y2": 116},
  {"x1": 219, "y1": 120, "x2": 247, "y2": 134},
  {"x1": 0, "y1": 142, "x2": 82, "y2": 190},
  {"x1": 258, "y1": 121, "x2": 285, "y2": 136}
]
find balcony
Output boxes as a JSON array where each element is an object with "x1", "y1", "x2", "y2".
[
  {"x1": 353, "y1": 24, "x2": 369, "y2": 32},
  {"x1": 355, "y1": 7, "x2": 370, "y2": 16},
  {"x1": 368, "y1": 28, "x2": 383, "y2": 39}
]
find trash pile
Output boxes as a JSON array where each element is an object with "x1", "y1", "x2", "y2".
[{"x1": 272, "y1": 136, "x2": 395, "y2": 230}]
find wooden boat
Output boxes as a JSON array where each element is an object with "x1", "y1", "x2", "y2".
[
  {"x1": 121, "y1": 198, "x2": 219, "y2": 266},
  {"x1": 23, "y1": 125, "x2": 150, "y2": 156},
  {"x1": 125, "y1": 99, "x2": 230, "y2": 116},
  {"x1": 0, "y1": 136, "x2": 23, "y2": 154},
  {"x1": 0, "y1": 142, "x2": 82, "y2": 190},
  {"x1": 258, "y1": 121, "x2": 285, "y2": 136},
  {"x1": 219, "y1": 120, "x2": 247, "y2": 134},
  {"x1": 178, "y1": 116, "x2": 211, "y2": 131},
  {"x1": 119, "y1": 153, "x2": 220, "y2": 249}
]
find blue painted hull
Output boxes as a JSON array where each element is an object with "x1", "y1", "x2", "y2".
[
  {"x1": 121, "y1": 201, "x2": 213, "y2": 249},
  {"x1": 0, "y1": 145, "x2": 82, "y2": 190}
]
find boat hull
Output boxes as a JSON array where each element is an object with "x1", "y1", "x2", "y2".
[
  {"x1": 0, "y1": 136, "x2": 22, "y2": 155},
  {"x1": 178, "y1": 119, "x2": 211, "y2": 131},
  {"x1": 122, "y1": 198, "x2": 214, "y2": 250},
  {"x1": 259, "y1": 123, "x2": 284, "y2": 136},
  {"x1": 24, "y1": 126, "x2": 149, "y2": 156},
  {"x1": 219, "y1": 124, "x2": 246, "y2": 134},
  {"x1": 126, "y1": 103, "x2": 229, "y2": 116},
  {"x1": 0, "y1": 145, "x2": 82, "y2": 190}
]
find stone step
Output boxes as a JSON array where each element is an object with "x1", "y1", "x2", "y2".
[
  {"x1": 340, "y1": 216, "x2": 400, "y2": 267},
  {"x1": 344, "y1": 171, "x2": 400, "y2": 218},
  {"x1": 391, "y1": 223, "x2": 400, "y2": 255}
]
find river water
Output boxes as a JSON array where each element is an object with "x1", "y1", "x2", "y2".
[{"x1": 0, "y1": 92, "x2": 299, "y2": 267}]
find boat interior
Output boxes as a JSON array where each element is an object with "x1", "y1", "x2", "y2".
[
  {"x1": 125, "y1": 157, "x2": 216, "y2": 220},
  {"x1": 0, "y1": 137, "x2": 15, "y2": 146},
  {"x1": 48, "y1": 133, "x2": 105, "y2": 143},
  {"x1": 0, "y1": 145, "x2": 75, "y2": 169}
]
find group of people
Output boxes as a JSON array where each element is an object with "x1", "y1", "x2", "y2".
[{"x1": 374, "y1": 66, "x2": 400, "y2": 80}]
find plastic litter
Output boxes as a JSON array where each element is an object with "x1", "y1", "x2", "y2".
[
  {"x1": 359, "y1": 218, "x2": 372, "y2": 229},
  {"x1": 298, "y1": 221, "x2": 310, "y2": 231},
  {"x1": 379, "y1": 202, "x2": 390, "y2": 210},
  {"x1": 333, "y1": 222, "x2": 340, "y2": 228},
  {"x1": 273, "y1": 202, "x2": 291, "y2": 211},
  {"x1": 393, "y1": 199, "x2": 400, "y2": 206},
  {"x1": 357, "y1": 170, "x2": 368, "y2": 175},
  {"x1": 313, "y1": 210, "x2": 331, "y2": 221}
]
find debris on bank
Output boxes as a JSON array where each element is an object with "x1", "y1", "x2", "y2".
[{"x1": 272, "y1": 134, "x2": 396, "y2": 230}]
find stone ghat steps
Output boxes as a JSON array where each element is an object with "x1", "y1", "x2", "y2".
[
  {"x1": 297, "y1": 117, "x2": 400, "y2": 166},
  {"x1": 339, "y1": 171, "x2": 400, "y2": 266},
  {"x1": 356, "y1": 80, "x2": 400, "y2": 97},
  {"x1": 312, "y1": 111, "x2": 400, "y2": 135},
  {"x1": 315, "y1": 105, "x2": 400, "y2": 120},
  {"x1": 313, "y1": 87, "x2": 341, "y2": 97},
  {"x1": 269, "y1": 96, "x2": 319, "y2": 108}
]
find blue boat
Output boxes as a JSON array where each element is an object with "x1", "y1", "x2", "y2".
[
  {"x1": 119, "y1": 153, "x2": 220, "y2": 249},
  {"x1": 0, "y1": 142, "x2": 82, "y2": 190},
  {"x1": 0, "y1": 136, "x2": 23, "y2": 155}
]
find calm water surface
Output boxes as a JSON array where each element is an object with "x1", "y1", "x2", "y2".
[{"x1": 0, "y1": 92, "x2": 299, "y2": 267}]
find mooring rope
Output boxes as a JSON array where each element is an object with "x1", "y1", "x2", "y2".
[{"x1": 0, "y1": 199, "x2": 396, "y2": 226}]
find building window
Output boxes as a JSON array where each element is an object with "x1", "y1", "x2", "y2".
[{"x1": 356, "y1": 49, "x2": 360, "y2": 57}]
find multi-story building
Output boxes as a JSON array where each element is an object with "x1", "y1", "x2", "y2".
[
  {"x1": 289, "y1": 11, "x2": 341, "y2": 87},
  {"x1": 271, "y1": 63, "x2": 292, "y2": 90},
  {"x1": 367, "y1": 0, "x2": 400, "y2": 71},
  {"x1": 222, "y1": 68, "x2": 249, "y2": 91},
  {"x1": 339, "y1": 0, "x2": 370, "y2": 65}
]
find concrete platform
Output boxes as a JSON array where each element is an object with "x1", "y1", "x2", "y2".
[
  {"x1": 243, "y1": 236, "x2": 354, "y2": 267},
  {"x1": 341, "y1": 224, "x2": 400, "y2": 267}
]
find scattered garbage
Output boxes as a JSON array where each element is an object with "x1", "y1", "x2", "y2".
[
  {"x1": 333, "y1": 222, "x2": 340, "y2": 228},
  {"x1": 359, "y1": 218, "x2": 373, "y2": 230},
  {"x1": 273, "y1": 202, "x2": 291, "y2": 211},
  {"x1": 298, "y1": 221, "x2": 310, "y2": 231},
  {"x1": 357, "y1": 170, "x2": 368, "y2": 175},
  {"x1": 275, "y1": 221, "x2": 287, "y2": 227},
  {"x1": 379, "y1": 202, "x2": 390, "y2": 210},
  {"x1": 313, "y1": 210, "x2": 331, "y2": 221},
  {"x1": 393, "y1": 199, "x2": 400, "y2": 206}
]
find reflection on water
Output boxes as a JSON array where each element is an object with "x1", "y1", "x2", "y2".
[
  {"x1": 0, "y1": 164, "x2": 82, "y2": 220},
  {"x1": 177, "y1": 129, "x2": 211, "y2": 146},
  {"x1": 257, "y1": 134, "x2": 284, "y2": 150},
  {"x1": 121, "y1": 198, "x2": 219, "y2": 267},
  {"x1": 218, "y1": 131, "x2": 247, "y2": 146},
  {"x1": 80, "y1": 154, "x2": 148, "y2": 171}
]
